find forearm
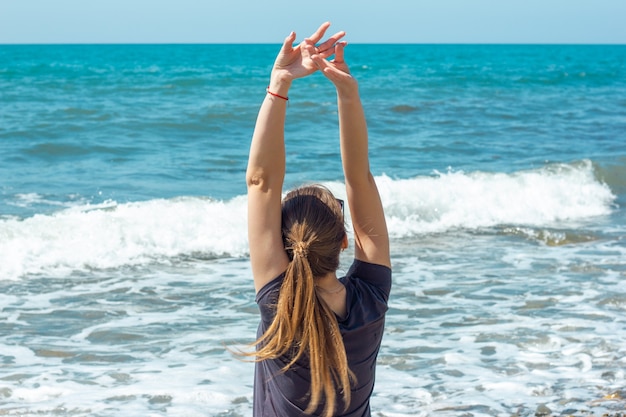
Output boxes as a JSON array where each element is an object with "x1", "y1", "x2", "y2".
[
  {"x1": 246, "y1": 77, "x2": 292, "y2": 189},
  {"x1": 337, "y1": 81, "x2": 390, "y2": 267},
  {"x1": 337, "y1": 83, "x2": 371, "y2": 185}
]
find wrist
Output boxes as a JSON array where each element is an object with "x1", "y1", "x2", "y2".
[
  {"x1": 268, "y1": 71, "x2": 293, "y2": 97},
  {"x1": 335, "y1": 79, "x2": 360, "y2": 101}
]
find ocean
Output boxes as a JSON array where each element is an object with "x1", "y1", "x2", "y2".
[{"x1": 0, "y1": 43, "x2": 625, "y2": 416}]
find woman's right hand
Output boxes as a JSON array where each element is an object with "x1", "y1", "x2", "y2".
[
  {"x1": 312, "y1": 38, "x2": 391, "y2": 269},
  {"x1": 309, "y1": 41, "x2": 359, "y2": 94}
]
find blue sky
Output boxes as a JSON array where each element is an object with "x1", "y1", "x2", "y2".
[{"x1": 1, "y1": 0, "x2": 625, "y2": 44}]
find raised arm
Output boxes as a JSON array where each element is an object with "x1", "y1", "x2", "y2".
[
  {"x1": 311, "y1": 43, "x2": 391, "y2": 268},
  {"x1": 247, "y1": 23, "x2": 347, "y2": 292}
]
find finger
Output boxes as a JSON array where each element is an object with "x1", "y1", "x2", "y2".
[
  {"x1": 307, "y1": 21, "x2": 331, "y2": 44},
  {"x1": 322, "y1": 64, "x2": 353, "y2": 83},
  {"x1": 310, "y1": 52, "x2": 329, "y2": 70},
  {"x1": 280, "y1": 31, "x2": 297, "y2": 53},
  {"x1": 316, "y1": 39, "x2": 346, "y2": 62},
  {"x1": 302, "y1": 44, "x2": 316, "y2": 62},
  {"x1": 316, "y1": 31, "x2": 346, "y2": 53},
  {"x1": 333, "y1": 41, "x2": 347, "y2": 63}
]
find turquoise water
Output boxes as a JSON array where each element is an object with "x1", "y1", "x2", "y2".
[{"x1": 0, "y1": 44, "x2": 625, "y2": 416}]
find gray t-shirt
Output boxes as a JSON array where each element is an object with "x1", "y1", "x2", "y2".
[{"x1": 253, "y1": 259, "x2": 392, "y2": 417}]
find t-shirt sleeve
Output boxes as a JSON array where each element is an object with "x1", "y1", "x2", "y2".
[
  {"x1": 338, "y1": 259, "x2": 392, "y2": 331},
  {"x1": 345, "y1": 259, "x2": 392, "y2": 301},
  {"x1": 255, "y1": 273, "x2": 285, "y2": 326}
]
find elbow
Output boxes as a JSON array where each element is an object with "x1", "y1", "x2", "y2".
[
  {"x1": 246, "y1": 167, "x2": 280, "y2": 193},
  {"x1": 345, "y1": 169, "x2": 375, "y2": 188},
  {"x1": 246, "y1": 168, "x2": 265, "y2": 190}
]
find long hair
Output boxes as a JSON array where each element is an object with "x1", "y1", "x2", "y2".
[{"x1": 252, "y1": 184, "x2": 353, "y2": 416}]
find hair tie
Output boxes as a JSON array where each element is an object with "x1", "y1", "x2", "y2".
[{"x1": 292, "y1": 241, "x2": 309, "y2": 259}]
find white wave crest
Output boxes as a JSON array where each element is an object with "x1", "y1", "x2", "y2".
[
  {"x1": 378, "y1": 160, "x2": 615, "y2": 237},
  {"x1": 0, "y1": 161, "x2": 615, "y2": 280},
  {"x1": 0, "y1": 196, "x2": 248, "y2": 280}
]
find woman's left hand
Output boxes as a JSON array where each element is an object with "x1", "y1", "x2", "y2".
[{"x1": 271, "y1": 22, "x2": 346, "y2": 82}]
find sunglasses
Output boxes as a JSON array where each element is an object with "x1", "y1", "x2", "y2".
[{"x1": 336, "y1": 198, "x2": 344, "y2": 217}]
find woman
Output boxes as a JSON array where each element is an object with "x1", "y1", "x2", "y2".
[{"x1": 245, "y1": 22, "x2": 391, "y2": 417}]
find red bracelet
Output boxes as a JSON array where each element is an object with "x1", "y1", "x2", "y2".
[{"x1": 266, "y1": 87, "x2": 289, "y2": 101}]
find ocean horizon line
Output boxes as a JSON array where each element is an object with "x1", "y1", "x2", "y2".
[{"x1": 1, "y1": 41, "x2": 625, "y2": 47}]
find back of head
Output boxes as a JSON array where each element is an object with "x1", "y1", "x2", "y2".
[{"x1": 281, "y1": 185, "x2": 346, "y2": 275}]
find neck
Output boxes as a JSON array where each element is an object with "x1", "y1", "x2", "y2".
[{"x1": 315, "y1": 273, "x2": 344, "y2": 294}]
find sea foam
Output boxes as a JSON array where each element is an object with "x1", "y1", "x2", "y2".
[
  {"x1": 0, "y1": 196, "x2": 248, "y2": 279},
  {"x1": 379, "y1": 160, "x2": 615, "y2": 236},
  {"x1": 0, "y1": 161, "x2": 615, "y2": 280}
]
